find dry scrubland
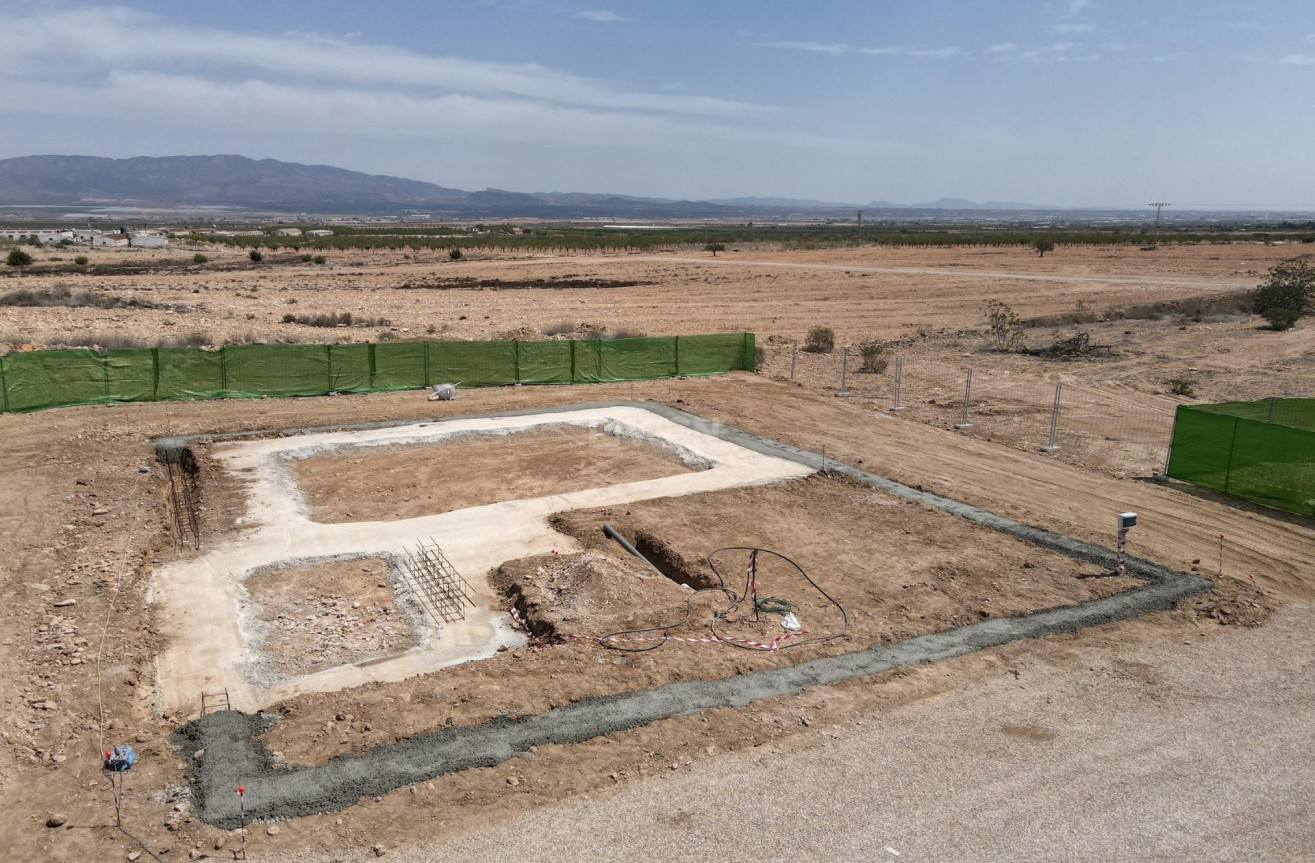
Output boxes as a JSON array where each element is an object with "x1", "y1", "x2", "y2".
[{"x1": 0, "y1": 241, "x2": 1312, "y2": 861}]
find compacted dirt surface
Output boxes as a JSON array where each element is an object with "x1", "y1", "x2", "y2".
[
  {"x1": 1, "y1": 242, "x2": 1311, "y2": 861},
  {"x1": 290, "y1": 424, "x2": 697, "y2": 522},
  {"x1": 242, "y1": 558, "x2": 417, "y2": 676}
]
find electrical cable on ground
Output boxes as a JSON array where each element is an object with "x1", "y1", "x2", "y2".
[{"x1": 593, "y1": 546, "x2": 848, "y2": 653}]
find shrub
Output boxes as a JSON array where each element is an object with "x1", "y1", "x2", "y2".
[
  {"x1": 1263, "y1": 308, "x2": 1300, "y2": 330},
  {"x1": 858, "y1": 340, "x2": 888, "y2": 373},
  {"x1": 541, "y1": 321, "x2": 575, "y2": 336},
  {"x1": 985, "y1": 299, "x2": 1024, "y2": 351},
  {"x1": 1167, "y1": 377, "x2": 1197, "y2": 397},
  {"x1": 73, "y1": 255, "x2": 89, "y2": 266},
  {"x1": 282, "y1": 311, "x2": 390, "y2": 328},
  {"x1": 449, "y1": 248, "x2": 463, "y2": 261},
  {"x1": 193, "y1": 253, "x2": 209, "y2": 264},
  {"x1": 248, "y1": 250, "x2": 263, "y2": 263},
  {"x1": 802, "y1": 326, "x2": 835, "y2": 353},
  {"x1": 1251, "y1": 258, "x2": 1313, "y2": 325},
  {"x1": 6, "y1": 249, "x2": 33, "y2": 268},
  {"x1": 312, "y1": 255, "x2": 326, "y2": 265}
]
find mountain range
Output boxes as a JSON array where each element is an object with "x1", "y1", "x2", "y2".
[{"x1": 0, "y1": 154, "x2": 1053, "y2": 217}]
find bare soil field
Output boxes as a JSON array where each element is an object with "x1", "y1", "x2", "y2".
[
  {"x1": 0, "y1": 242, "x2": 1300, "y2": 350},
  {"x1": 1, "y1": 242, "x2": 1311, "y2": 860},
  {"x1": 290, "y1": 424, "x2": 699, "y2": 523}
]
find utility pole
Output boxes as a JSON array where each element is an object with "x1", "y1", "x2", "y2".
[{"x1": 1149, "y1": 202, "x2": 1171, "y2": 247}]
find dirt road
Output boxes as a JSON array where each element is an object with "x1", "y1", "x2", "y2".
[
  {"x1": 332, "y1": 600, "x2": 1315, "y2": 863},
  {"x1": 642, "y1": 255, "x2": 1254, "y2": 290}
]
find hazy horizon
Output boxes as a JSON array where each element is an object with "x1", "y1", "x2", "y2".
[{"x1": 3, "y1": 1, "x2": 1313, "y2": 209}]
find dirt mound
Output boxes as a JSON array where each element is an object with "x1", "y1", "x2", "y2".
[
  {"x1": 1175, "y1": 576, "x2": 1277, "y2": 627},
  {"x1": 491, "y1": 550, "x2": 689, "y2": 639}
]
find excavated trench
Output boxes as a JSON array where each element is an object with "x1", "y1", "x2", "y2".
[{"x1": 168, "y1": 401, "x2": 1213, "y2": 827}]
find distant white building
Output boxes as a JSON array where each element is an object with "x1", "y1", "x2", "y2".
[{"x1": 93, "y1": 234, "x2": 130, "y2": 247}]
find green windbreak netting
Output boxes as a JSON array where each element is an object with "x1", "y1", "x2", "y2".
[
  {"x1": 1, "y1": 349, "x2": 106, "y2": 412},
  {"x1": 156, "y1": 348, "x2": 224, "y2": 401},
  {"x1": 328, "y1": 343, "x2": 371, "y2": 393},
  {"x1": 0, "y1": 332, "x2": 755, "y2": 414},
  {"x1": 371, "y1": 342, "x2": 428, "y2": 391},
  {"x1": 515, "y1": 340, "x2": 573, "y2": 384},
  {"x1": 104, "y1": 349, "x2": 156, "y2": 404},
  {"x1": 678, "y1": 332, "x2": 755, "y2": 376},
  {"x1": 428, "y1": 340, "x2": 518, "y2": 386},
  {"x1": 1167, "y1": 399, "x2": 1315, "y2": 516},
  {"x1": 223, "y1": 344, "x2": 332, "y2": 399}
]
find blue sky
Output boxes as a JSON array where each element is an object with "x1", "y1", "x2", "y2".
[{"x1": 2, "y1": 1, "x2": 1313, "y2": 206}]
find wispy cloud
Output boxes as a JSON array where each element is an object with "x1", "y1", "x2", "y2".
[
  {"x1": 755, "y1": 41, "x2": 960, "y2": 59},
  {"x1": 861, "y1": 45, "x2": 961, "y2": 59},
  {"x1": 0, "y1": 5, "x2": 845, "y2": 155},
  {"x1": 0, "y1": 6, "x2": 748, "y2": 117},
  {"x1": 574, "y1": 9, "x2": 631, "y2": 23},
  {"x1": 754, "y1": 40, "x2": 850, "y2": 55}
]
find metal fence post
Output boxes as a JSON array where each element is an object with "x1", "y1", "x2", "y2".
[
  {"x1": 790, "y1": 340, "x2": 797, "y2": 382},
  {"x1": 955, "y1": 367, "x2": 974, "y2": 429},
  {"x1": 1041, "y1": 382, "x2": 1063, "y2": 452},
  {"x1": 891, "y1": 356, "x2": 906, "y2": 411}
]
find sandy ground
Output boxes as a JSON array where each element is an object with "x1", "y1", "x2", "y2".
[
  {"x1": 0, "y1": 242, "x2": 1300, "y2": 349},
  {"x1": 292, "y1": 424, "x2": 697, "y2": 523},
  {"x1": 290, "y1": 600, "x2": 1315, "y2": 863},
  {"x1": 2, "y1": 242, "x2": 1312, "y2": 860},
  {"x1": 3, "y1": 377, "x2": 1305, "y2": 861}
]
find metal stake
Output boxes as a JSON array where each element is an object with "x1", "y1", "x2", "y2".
[
  {"x1": 891, "y1": 356, "x2": 906, "y2": 411},
  {"x1": 1041, "y1": 382, "x2": 1063, "y2": 452},
  {"x1": 954, "y1": 367, "x2": 974, "y2": 429}
]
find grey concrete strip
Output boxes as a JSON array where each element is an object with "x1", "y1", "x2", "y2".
[{"x1": 170, "y1": 402, "x2": 1212, "y2": 827}]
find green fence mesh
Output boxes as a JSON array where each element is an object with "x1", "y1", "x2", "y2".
[
  {"x1": 0, "y1": 332, "x2": 755, "y2": 415},
  {"x1": 1166, "y1": 398, "x2": 1315, "y2": 516}
]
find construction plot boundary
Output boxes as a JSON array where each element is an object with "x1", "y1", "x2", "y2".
[
  {"x1": 170, "y1": 401, "x2": 1213, "y2": 827},
  {"x1": 0, "y1": 332, "x2": 756, "y2": 414}
]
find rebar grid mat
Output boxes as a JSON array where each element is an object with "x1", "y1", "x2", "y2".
[{"x1": 399, "y1": 539, "x2": 477, "y2": 625}]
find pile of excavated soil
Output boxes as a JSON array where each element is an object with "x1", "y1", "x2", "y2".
[
  {"x1": 289, "y1": 424, "x2": 698, "y2": 523},
  {"x1": 243, "y1": 558, "x2": 417, "y2": 676},
  {"x1": 492, "y1": 550, "x2": 691, "y2": 640}
]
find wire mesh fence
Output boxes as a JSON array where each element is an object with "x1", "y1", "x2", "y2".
[{"x1": 761, "y1": 341, "x2": 1181, "y2": 477}]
